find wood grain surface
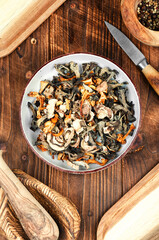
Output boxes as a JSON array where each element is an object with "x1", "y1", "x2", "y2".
[
  {"x1": 0, "y1": 0, "x2": 66, "y2": 57},
  {"x1": 0, "y1": 169, "x2": 80, "y2": 240},
  {"x1": 0, "y1": 0, "x2": 158, "y2": 239},
  {"x1": 0, "y1": 187, "x2": 28, "y2": 240},
  {"x1": 0, "y1": 149, "x2": 59, "y2": 240},
  {"x1": 0, "y1": 228, "x2": 9, "y2": 240},
  {"x1": 13, "y1": 169, "x2": 81, "y2": 240},
  {"x1": 97, "y1": 164, "x2": 159, "y2": 240},
  {"x1": 121, "y1": 0, "x2": 159, "y2": 46}
]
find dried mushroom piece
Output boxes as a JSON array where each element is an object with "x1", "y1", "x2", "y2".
[
  {"x1": 54, "y1": 63, "x2": 74, "y2": 78},
  {"x1": 28, "y1": 102, "x2": 38, "y2": 131},
  {"x1": 28, "y1": 61, "x2": 136, "y2": 170}
]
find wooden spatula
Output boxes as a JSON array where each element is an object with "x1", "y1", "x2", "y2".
[{"x1": 0, "y1": 144, "x2": 59, "y2": 240}]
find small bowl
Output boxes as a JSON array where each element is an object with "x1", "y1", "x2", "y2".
[
  {"x1": 121, "y1": 0, "x2": 159, "y2": 46},
  {"x1": 20, "y1": 53, "x2": 141, "y2": 174}
]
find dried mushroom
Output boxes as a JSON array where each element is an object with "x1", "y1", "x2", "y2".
[{"x1": 28, "y1": 61, "x2": 136, "y2": 170}]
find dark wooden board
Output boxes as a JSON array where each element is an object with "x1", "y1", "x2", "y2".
[{"x1": 0, "y1": 0, "x2": 158, "y2": 239}]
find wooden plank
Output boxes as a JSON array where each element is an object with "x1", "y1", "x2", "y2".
[
  {"x1": 97, "y1": 164, "x2": 159, "y2": 240},
  {"x1": 0, "y1": 57, "x2": 11, "y2": 143},
  {"x1": 0, "y1": 0, "x2": 66, "y2": 57},
  {"x1": 0, "y1": 0, "x2": 158, "y2": 239},
  {"x1": 2, "y1": 17, "x2": 50, "y2": 175}
]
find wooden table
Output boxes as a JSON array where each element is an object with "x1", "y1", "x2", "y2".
[{"x1": 0, "y1": 0, "x2": 158, "y2": 239}]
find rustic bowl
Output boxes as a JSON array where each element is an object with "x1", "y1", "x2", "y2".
[
  {"x1": 20, "y1": 53, "x2": 141, "y2": 174},
  {"x1": 121, "y1": 0, "x2": 159, "y2": 46}
]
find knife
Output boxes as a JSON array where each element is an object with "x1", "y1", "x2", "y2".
[{"x1": 104, "y1": 21, "x2": 159, "y2": 95}]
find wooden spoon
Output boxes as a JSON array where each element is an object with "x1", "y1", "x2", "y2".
[{"x1": 0, "y1": 144, "x2": 59, "y2": 240}]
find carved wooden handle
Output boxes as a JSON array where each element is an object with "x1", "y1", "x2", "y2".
[
  {"x1": 0, "y1": 150, "x2": 59, "y2": 240},
  {"x1": 142, "y1": 64, "x2": 159, "y2": 95}
]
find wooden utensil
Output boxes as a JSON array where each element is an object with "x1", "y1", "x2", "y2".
[
  {"x1": 0, "y1": 0, "x2": 66, "y2": 57},
  {"x1": 97, "y1": 164, "x2": 159, "y2": 240},
  {"x1": 0, "y1": 144, "x2": 59, "y2": 240},
  {"x1": 0, "y1": 170, "x2": 81, "y2": 240},
  {"x1": 121, "y1": 0, "x2": 159, "y2": 46},
  {"x1": 14, "y1": 169, "x2": 81, "y2": 240}
]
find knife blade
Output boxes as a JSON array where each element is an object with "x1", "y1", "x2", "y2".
[{"x1": 105, "y1": 21, "x2": 159, "y2": 95}]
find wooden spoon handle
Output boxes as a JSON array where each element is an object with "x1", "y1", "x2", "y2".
[
  {"x1": 0, "y1": 150, "x2": 59, "y2": 240},
  {"x1": 142, "y1": 64, "x2": 159, "y2": 95}
]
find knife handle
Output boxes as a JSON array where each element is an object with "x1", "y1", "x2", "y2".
[{"x1": 142, "y1": 64, "x2": 159, "y2": 95}]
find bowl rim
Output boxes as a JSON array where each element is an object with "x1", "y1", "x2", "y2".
[{"x1": 20, "y1": 52, "x2": 141, "y2": 174}]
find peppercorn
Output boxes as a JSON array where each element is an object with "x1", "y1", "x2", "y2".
[{"x1": 137, "y1": 0, "x2": 159, "y2": 31}]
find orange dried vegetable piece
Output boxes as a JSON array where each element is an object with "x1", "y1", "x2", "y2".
[
  {"x1": 28, "y1": 91, "x2": 46, "y2": 118},
  {"x1": 75, "y1": 156, "x2": 87, "y2": 161},
  {"x1": 107, "y1": 145, "x2": 116, "y2": 152},
  {"x1": 62, "y1": 154, "x2": 68, "y2": 161},
  {"x1": 95, "y1": 141, "x2": 102, "y2": 146},
  {"x1": 28, "y1": 91, "x2": 39, "y2": 98},
  {"x1": 59, "y1": 75, "x2": 76, "y2": 81},
  {"x1": 51, "y1": 128, "x2": 64, "y2": 137},
  {"x1": 78, "y1": 85, "x2": 83, "y2": 91},
  {"x1": 68, "y1": 75, "x2": 76, "y2": 80},
  {"x1": 95, "y1": 78, "x2": 102, "y2": 85},
  {"x1": 117, "y1": 133, "x2": 125, "y2": 144},
  {"x1": 64, "y1": 111, "x2": 72, "y2": 123},
  {"x1": 88, "y1": 121, "x2": 95, "y2": 126},
  {"x1": 51, "y1": 114, "x2": 59, "y2": 124},
  {"x1": 101, "y1": 159, "x2": 108, "y2": 165},
  {"x1": 117, "y1": 123, "x2": 136, "y2": 144},
  {"x1": 59, "y1": 76, "x2": 68, "y2": 81},
  {"x1": 98, "y1": 92, "x2": 107, "y2": 104},
  {"x1": 82, "y1": 77, "x2": 93, "y2": 85},
  {"x1": 37, "y1": 145, "x2": 47, "y2": 152},
  {"x1": 58, "y1": 153, "x2": 64, "y2": 160},
  {"x1": 90, "y1": 100, "x2": 96, "y2": 107},
  {"x1": 47, "y1": 95, "x2": 53, "y2": 99},
  {"x1": 84, "y1": 158, "x2": 108, "y2": 166}
]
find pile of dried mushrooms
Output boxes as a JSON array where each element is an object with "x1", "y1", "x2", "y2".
[{"x1": 28, "y1": 62, "x2": 136, "y2": 170}]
